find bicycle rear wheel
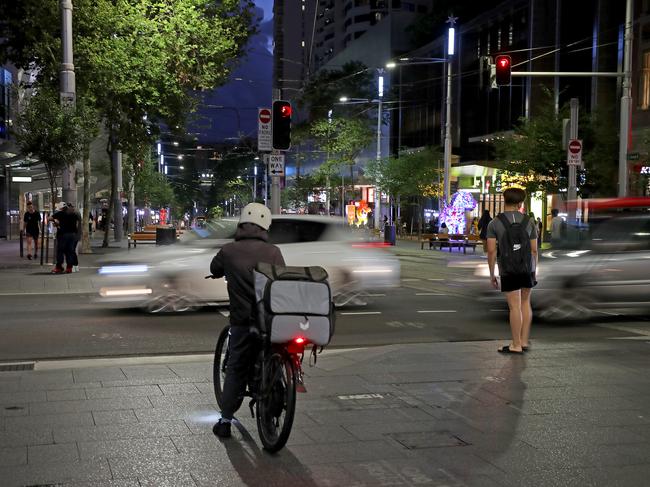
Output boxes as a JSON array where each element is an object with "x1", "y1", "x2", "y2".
[
  {"x1": 256, "y1": 352, "x2": 296, "y2": 453},
  {"x1": 213, "y1": 325, "x2": 231, "y2": 409}
]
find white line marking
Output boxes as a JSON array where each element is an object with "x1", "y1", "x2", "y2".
[
  {"x1": 415, "y1": 293, "x2": 447, "y2": 296},
  {"x1": 0, "y1": 290, "x2": 94, "y2": 296},
  {"x1": 402, "y1": 278, "x2": 420, "y2": 282},
  {"x1": 417, "y1": 310, "x2": 457, "y2": 313},
  {"x1": 219, "y1": 310, "x2": 230, "y2": 317},
  {"x1": 427, "y1": 278, "x2": 444, "y2": 281},
  {"x1": 340, "y1": 311, "x2": 382, "y2": 316},
  {"x1": 365, "y1": 293, "x2": 386, "y2": 297}
]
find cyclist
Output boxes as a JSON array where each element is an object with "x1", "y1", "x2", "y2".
[{"x1": 209, "y1": 203, "x2": 285, "y2": 438}]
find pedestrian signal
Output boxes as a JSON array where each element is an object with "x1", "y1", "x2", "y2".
[{"x1": 495, "y1": 55, "x2": 512, "y2": 86}]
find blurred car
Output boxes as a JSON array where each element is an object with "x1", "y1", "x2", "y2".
[
  {"x1": 472, "y1": 213, "x2": 650, "y2": 321},
  {"x1": 97, "y1": 216, "x2": 400, "y2": 312}
]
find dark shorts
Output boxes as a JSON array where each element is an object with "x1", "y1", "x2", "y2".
[
  {"x1": 26, "y1": 230, "x2": 39, "y2": 240},
  {"x1": 501, "y1": 273, "x2": 537, "y2": 293}
]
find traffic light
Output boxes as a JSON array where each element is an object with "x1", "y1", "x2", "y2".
[
  {"x1": 272, "y1": 100, "x2": 292, "y2": 150},
  {"x1": 494, "y1": 55, "x2": 512, "y2": 86}
]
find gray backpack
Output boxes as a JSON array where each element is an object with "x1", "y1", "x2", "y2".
[{"x1": 254, "y1": 263, "x2": 335, "y2": 346}]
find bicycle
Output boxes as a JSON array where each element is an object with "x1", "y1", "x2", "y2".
[{"x1": 212, "y1": 322, "x2": 307, "y2": 453}]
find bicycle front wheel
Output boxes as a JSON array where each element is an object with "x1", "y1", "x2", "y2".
[
  {"x1": 213, "y1": 325, "x2": 231, "y2": 409},
  {"x1": 256, "y1": 352, "x2": 296, "y2": 453}
]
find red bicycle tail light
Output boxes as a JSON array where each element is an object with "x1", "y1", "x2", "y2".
[{"x1": 294, "y1": 337, "x2": 305, "y2": 344}]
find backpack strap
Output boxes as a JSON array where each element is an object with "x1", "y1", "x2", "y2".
[{"x1": 496, "y1": 213, "x2": 511, "y2": 228}]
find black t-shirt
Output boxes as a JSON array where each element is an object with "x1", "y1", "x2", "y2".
[
  {"x1": 24, "y1": 210, "x2": 41, "y2": 233},
  {"x1": 54, "y1": 210, "x2": 80, "y2": 234}
]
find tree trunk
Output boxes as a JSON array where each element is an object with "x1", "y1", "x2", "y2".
[
  {"x1": 81, "y1": 154, "x2": 92, "y2": 254},
  {"x1": 112, "y1": 149, "x2": 123, "y2": 242},
  {"x1": 127, "y1": 172, "x2": 135, "y2": 235},
  {"x1": 102, "y1": 139, "x2": 114, "y2": 248}
]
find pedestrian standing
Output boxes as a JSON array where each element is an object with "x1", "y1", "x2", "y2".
[
  {"x1": 51, "y1": 202, "x2": 80, "y2": 274},
  {"x1": 69, "y1": 203, "x2": 82, "y2": 272},
  {"x1": 23, "y1": 201, "x2": 41, "y2": 260},
  {"x1": 536, "y1": 217, "x2": 543, "y2": 248},
  {"x1": 550, "y1": 209, "x2": 564, "y2": 247},
  {"x1": 478, "y1": 209, "x2": 492, "y2": 252},
  {"x1": 486, "y1": 188, "x2": 538, "y2": 354}
]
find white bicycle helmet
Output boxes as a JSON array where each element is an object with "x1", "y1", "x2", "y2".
[{"x1": 239, "y1": 202, "x2": 272, "y2": 230}]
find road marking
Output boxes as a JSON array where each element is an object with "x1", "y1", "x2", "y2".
[
  {"x1": 415, "y1": 293, "x2": 447, "y2": 296},
  {"x1": 340, "y1": 311, "x2": 382, "y2": 316},
  {"x1": 338, "y1": 393, "x2": 384, "y2": 400},
  {"x1": 365, "y1": 293, "x2": 386, "y2": 297},
  {"x1": 427, "y1": 278, "x2": 444, "y2": 281},
  {"x1": 401, "y1": 278, "x2": 420, "y2": 282},
  {"x1": 0, "y1": 290, "x2": 95, "y2": 296},
  {"x1": 417, "y1": 310, "x2": 457, "y2": 313},
  {"x1": 219, "y1": 310, "x2": 230, "y2": 317},
  {"x1": 490, "y1": 309, "x2": 506, "y2": 312}
]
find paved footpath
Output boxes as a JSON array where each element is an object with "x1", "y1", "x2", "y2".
[{"x1": 1, "y1": 338, "x2": 649, "y2": 486}]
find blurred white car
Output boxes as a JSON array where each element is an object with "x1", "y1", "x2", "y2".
[{"x1": 97, "y1": 216, "x2": 400, "y2": 312}]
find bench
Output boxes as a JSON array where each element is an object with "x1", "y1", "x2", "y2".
[
  {"x1": 128, "y1": 232, "x2": 156, "y2": 249},
  {"x1": 419, "y1": 233, "x2": 436, "y2": 249},
  {"x1": 425, "y1": 234, "x2": 480, "y2": 254}
]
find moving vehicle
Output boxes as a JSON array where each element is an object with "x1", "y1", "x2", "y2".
[
  {"x1": 472, "y1": 209, "x2": 650, "y2": 321},
  {"x1": 97, "y1": 215, "x2": 400, "y2": 312}
]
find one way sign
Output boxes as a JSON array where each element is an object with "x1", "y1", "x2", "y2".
[{"x1": 264, "y1": 154, "x2": 285, "y2": 176}]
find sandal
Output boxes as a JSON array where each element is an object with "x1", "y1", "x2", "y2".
[{"x1": 498, "y1": 345, "x2": 524, "y2": 355}]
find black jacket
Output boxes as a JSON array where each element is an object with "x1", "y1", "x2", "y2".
[{"x1": 210, "y1": 223, "x2": 285, "y2": 327}]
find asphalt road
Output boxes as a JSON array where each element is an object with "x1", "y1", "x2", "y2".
[{"x1": 1, "y1": 280, "x2": 649, "y2": 361}]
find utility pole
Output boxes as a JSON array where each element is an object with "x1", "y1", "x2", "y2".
[
  {"x1": 618, "y1": 0, "x2": 634, "y2": 197},
  {"x1": 568, "y1": 98, "x2": 579, "y2": 224},
  {"x1": 271, "y1": 89, "x2": 281, "y2": 215},
  {"x1": 60, "y1": 0, "x2": 76, "y2": 206}
]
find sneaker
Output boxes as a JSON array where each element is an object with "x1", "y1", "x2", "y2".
[
  {"x1": 73, "y1": 266, "x2": 79, "y2": 273},
  {"x1": 27, "y1": 254, "x2": 32, "y2": 260},
  {"x1": 51, "y1": 267, "x2": 64, "y2": 274},
  {"x1": 65, "y1": 266, "x2": 73, "y2": 274},
  {"x1": 213, "y1": 419, "x2": 231, "y2": 438}
]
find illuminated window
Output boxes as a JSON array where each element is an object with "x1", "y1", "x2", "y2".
[{"x1": 641, "y1": 50, "x2": 650, "y2": 110}]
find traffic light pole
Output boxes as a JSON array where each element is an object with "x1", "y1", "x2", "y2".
[
  {"x1": 271, "y1": 173, "x2": 281, "y2": 215},
  {"x1": 568, "y1": 98, "x2": 579, "y2": 224}
]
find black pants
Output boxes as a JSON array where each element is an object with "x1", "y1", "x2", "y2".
[
  {"x1": 71, "y1": 240, "x2": 79, "y2": 266},
  {"x1": 221, "y1": 325, "x2": 259, "y2": 420},
  {"x1": 56, "y1": 233, "x2": 76, "y2": 268}
]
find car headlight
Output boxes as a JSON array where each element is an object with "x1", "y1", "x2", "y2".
[{"x1": 98, "y1": 265, "x2": 149, "y2": 275}]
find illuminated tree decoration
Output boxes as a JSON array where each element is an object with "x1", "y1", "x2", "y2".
[{"x1": 440, "y1": 191, "x2": 478, "y2": 234}]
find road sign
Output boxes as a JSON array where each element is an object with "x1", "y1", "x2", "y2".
[
  {"x1": 264, "y1": 154, "x2": 285, "y2": 176},
  {"x1": 567, "y1": 139, "x2": 582, "y2": 166},
  {"x1": 627, "y1": 152, "x2": 640, "y2": 160},
  {"x1": 258, "y1": 107, "x2": 272, "y2": 152}
]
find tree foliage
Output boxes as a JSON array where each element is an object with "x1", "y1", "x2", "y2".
[
  {"x1": 13, "y1": 88, "x2": 94, "y2": 204},
  {"x1": 134, "y1": 156, "x2": 176, "y2": 209},
  {"x1": 494, "y1": 88, "x2": 567, "y2": 195},
  {"x1": 366, "y1": 147, "x2": 443, "y2": 200}
]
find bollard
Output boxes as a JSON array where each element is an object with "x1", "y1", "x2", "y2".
[
  {"x1": 40, "y1": 212, "x2": 46, "y2": 266},
  {"x1": 19, "y1": 230, "x2": 23, "y2": 257}
]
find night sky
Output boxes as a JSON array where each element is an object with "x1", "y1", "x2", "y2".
[{"x1": 190, "y1": 1, "x2": 274, "y2": 144}]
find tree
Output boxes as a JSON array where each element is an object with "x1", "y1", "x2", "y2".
[
  {"x1": 13, "y1": 88, "x2": 89, "y2": 210},
  {"x1": 581, "y1": 106, "x2": 619, "y2": 197},
  {"x1": 494, "y1": 88, "x2": 567, "y2": 195},
  {"x1": 1, "y1": 0, "x2": 257, "y2": 245},
  {"x1": 134, "y1": 156, "x2": 176, "y2": 213},
  {"x1": 310, "y1": 117, "x2": 373, "y2": 211}
]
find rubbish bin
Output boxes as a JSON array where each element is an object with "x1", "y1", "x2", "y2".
[
  {"x1": 156, "y1": 227, "x2": 176, "y2": 245},
  {"x1": 384, "y1": 225, "x2": 396, "y2": 246}
]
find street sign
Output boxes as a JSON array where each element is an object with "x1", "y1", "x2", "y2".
[
  {"x1": 627, "y1": 152, "x2": 640, "y2": 160},
  {"x1": 567, "y1": 139, "x2": 582, "y2": 166},
  {"x1": 258, "y1": 107, "x2": 272, "y2": 152},
  {"x1": 264, "y1": 154, "x2": 285, "y2": 176}
]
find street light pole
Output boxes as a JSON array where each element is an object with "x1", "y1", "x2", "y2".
[
  {"x1": 375, "y1": 70, "x2": 384, "y2": 230},
  {"x1": 443, "y1": 16, "x2": 457, "y2": 210},
  {"x1": 60, "y1": 0, "x2": 77, "y2": 206}
]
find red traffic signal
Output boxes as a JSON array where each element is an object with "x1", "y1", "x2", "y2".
[
  {"x1": 272, "y1": 100, "x2": 291, "y2": 150},
  {"x1": 495, "y1": 55, "x2": 512, "y2": 86}
]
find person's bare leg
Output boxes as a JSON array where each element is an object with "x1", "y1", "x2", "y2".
[
  {"x1": 520, "y1": 287, "x2": 533, "y2": 348},
  {"x1": 504, "y1": 290, "x2": 523, "y2": 351},
  {"x1": 26, "y1": 235, "x2": 33, "y2": 256}
]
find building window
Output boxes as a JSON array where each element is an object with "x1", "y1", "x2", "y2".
[
  {"x1": 641, "y1": 50, "x2": 650, "y2": 110},
  {"x1": 508, "y1": 22, "x2": 514, "y2": 45}
]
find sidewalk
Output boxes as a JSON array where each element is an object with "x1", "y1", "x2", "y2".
[
  {"x1": 0, "y1": 236, "x2": 128, "y2": 296},
  {"x1": 0, "y1": 338, "x2": 649, "y2": 486}
]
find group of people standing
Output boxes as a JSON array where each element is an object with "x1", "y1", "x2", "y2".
[{"x1": 22, "y1": 201, "x2": 82, "y2": 274}]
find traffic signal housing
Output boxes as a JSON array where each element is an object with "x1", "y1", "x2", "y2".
[
  {"x1": 495, "y1": 55, "x2": 512, "y2": 86},
  {"x1": 272, "y1": 100, "x2": 292, "y2": 150}
]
